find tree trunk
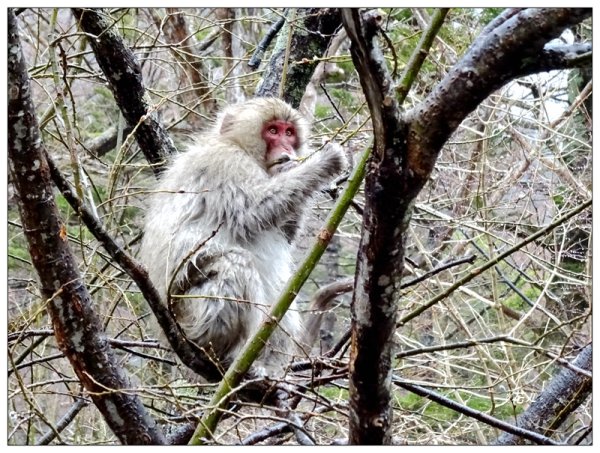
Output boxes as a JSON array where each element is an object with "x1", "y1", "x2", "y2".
[
  {"x1": 8, "y1": 9, "x2": 165, "y2": 445},
  {"x1": 255, "y1": 8, "x2": 341, "y2": 107}
]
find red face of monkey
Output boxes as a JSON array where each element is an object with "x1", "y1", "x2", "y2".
[{"x1": 262, "y1": 119, "x2": 299, "y2": 175}]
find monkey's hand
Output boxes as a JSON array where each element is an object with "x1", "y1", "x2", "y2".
[{"x1": 319, "y1": 142, "x2": 348, "y2": 176}]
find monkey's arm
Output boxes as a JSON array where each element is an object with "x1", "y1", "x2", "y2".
[{"x1": 220, "y1": 145, "x2": 345, "y2": 241}]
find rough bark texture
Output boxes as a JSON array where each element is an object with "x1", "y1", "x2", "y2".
[
  {"x1": 7, "y1": 9, "x2": 165, "y2": 445},
  {"x1": 494, "y1": 344, "x2": 592, "y2": 445},
  {"x1": 342, "y1": 9, "x2": 407, "y2": 445},
  {"x1": 255, "y1": 8, "x2": 342, "y2": 108},
  {"x1": 342, "y1": 7, "x2": 591, "y2": 445},
  {"x1": 72, "y1": 8, "x2": 177, "y2": 174},
  {"x1": 406, "y1": 8, "x2": 591, "y2": 185}
]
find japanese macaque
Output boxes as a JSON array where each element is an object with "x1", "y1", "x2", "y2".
[{"x1": 139, "y1": 97, "x2": 345, "y2": 376}]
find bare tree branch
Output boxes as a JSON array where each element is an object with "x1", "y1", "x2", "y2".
[
  {"x1": 341, "y1": 6, "x2": 591, "y2": 445},
  {"x1": 8, "y1": 9, "x2": 166, "y2": 444},
  {"x1": 248, "y1": 14, "x2": 286, "y2": 70},
  {"x1": 72, "y1": 8, "x2": 178, "y2": 174},
  {"x1": 394, "y1": 379, "x2": 562, "y2": 445},
  {"x1": 37, "y1": 398, "x2": 89, "y2": 445},
  {"x1": 8, "y1": 7, "x2": 592, "y2": 445},
  {"x1": 81, "y1": 124, "x2": 133, "y2": 157},
  {"x1": 341, "y1": 7, "x2": 447, "y2": 444},
  {"x1": 152, "y1": 8, "x2": 217, "y2": 116},
  {"x1": 44, "y1": 150, "x2": 226, "y2": 382},
  {"x1": 405, "y1": 8, "x2": 591, "y2": 185}
]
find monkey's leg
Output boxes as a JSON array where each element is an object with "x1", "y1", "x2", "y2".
[
  {"x1": 172, "y1": 249, "x2": 266, "y2": 368},
  {"x1": 175, "y1": 250, "x2": 305, "y2": 377}
]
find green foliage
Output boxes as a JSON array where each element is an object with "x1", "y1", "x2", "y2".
[
  {"x1": 319, "y1": 385, "x2": 349, "y2": 402},
  {"x1": 461, "y1": 392, "x2": 523, "y2": 419},
  {"x1": 504, "y1": 286, "x2": 541, "y2": 311},
  {"x1": 397, "y1": 391, "x2": 426, "y2": 411},
  {"x1": 314, "y1": 104, "x2": 332, "y2": 120},
  {"x1": 552, "y1": 187, "x2": 567, "y2": 208},
  {"x1": 335, "y1": 59, "x2": 357, "y2": 78},
  {"x1": 473, "y1": 194, "x2": 485, "y2": 210},
  {"x1": 560, "y1": 259, "x2": 585, "y2": 274},
  {"x1": 478, "y1": 8, "x2": 505, "y2": 26},
  {"x1": 330, "y1": 88, "x2": 354, "y2": 109},
  {"x1": 388, "y1": 8, "x2": 415, "y2": 22},
  {"x1": 8, "y1": 241, "x2": 31, "y2": 269},
  {"x1": 396, "y1": 390, "x2": 523, "y2": 424},
  {"x1": 396, "y1": 392, "x2": 458, "y2": 422},
  {"x1": 552, "y1": 194, "x2": 565, "y2": 207},
  {"x1": 55, "y1": 193, "x2": 75, "y2": 218}
]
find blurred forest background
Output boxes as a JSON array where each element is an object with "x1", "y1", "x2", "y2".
[{"x1": 7, "y1": 7, "x2": 592, "y2": 445}]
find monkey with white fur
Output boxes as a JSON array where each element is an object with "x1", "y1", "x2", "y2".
[{"x1": 139, "y1": 97, "x2": 345, "y2": 376}]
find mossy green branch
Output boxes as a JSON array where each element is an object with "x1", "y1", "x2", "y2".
[
  {"x1": 189, "y1": 147, "x2": 370, "y2": 445},
  {"x1": 396, "y1": 8, "x2": 450, "y2": 103}
]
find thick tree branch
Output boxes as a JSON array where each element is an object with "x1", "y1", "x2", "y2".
[
  {"x1": 72, "y1": 8, "x2": 177, "y2": 175},
  {"x1": 494, "y1": 344, "x2": 592, "y2": 445},
  {"x1": 8, "y1": 9, "x2": 165, "y2": 445},
  {"x1": 341, "y1": 6, "x2": 590, "y2": 446},
  {"x1": 532, "y1": 42, "x2": 591, "y2": 71},
  {"x1": 255, "y1": 8, "x2": 342, "y2": 108},
  {"x1": 342, "y1": 9, "x2": 402, "y2": 160},
  {"x1": 405, "y1": 8, "x2": 591, "y2": 185},
  {"x1": 341, "y1": 8, "x2": 449, "y2": 445},
  {"x1": 478, "y1": 8, "x2": 523, "y2": 38},
  {"x1": 248, "y1": 14, "x2": 286, "y2": 70}
]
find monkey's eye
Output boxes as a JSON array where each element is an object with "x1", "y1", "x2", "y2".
[
  {"x1": 285, "y1": 129, "x2": 293, "y2": 136},
  {"x1": 268, "y1": 127, "x2": 278, "y2": 134}
]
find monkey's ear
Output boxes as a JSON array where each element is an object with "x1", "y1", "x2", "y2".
[{"x1": 219, "y1": 113, "x2": 235, "y2": 135}]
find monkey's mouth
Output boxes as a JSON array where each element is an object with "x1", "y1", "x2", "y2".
[{"x1": 266, "y1": 155, "x2": 297, "y2": 170}]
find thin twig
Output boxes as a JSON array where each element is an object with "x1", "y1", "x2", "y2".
[{"x1": 398, "y1": 199, "x2": 592, "y2": 326}]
